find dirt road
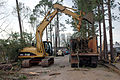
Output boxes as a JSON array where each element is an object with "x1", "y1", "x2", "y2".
[{"x1": 20, "y1": 55, "x2": 120, "y2": 80}]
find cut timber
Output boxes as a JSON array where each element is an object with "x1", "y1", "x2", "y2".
[
  {"x1": 71, "y1": 53, "x2": 99, "y2": 56},
  {"x1": 70, "y1": 36, "x2": 98, "y2": 68},
  {"x1": 0, "y1": 64, "x2": 12, "y2": 70},
  {"x1": 101, "y1": 63, "x2": 120, "y2": 75},
  {"x1": 49, "y1": 73, "x2": 61, "y2": 76}
]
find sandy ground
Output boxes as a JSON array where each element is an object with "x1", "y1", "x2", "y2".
[{"x1": 20, "y1": 55, "x2": 120, "y2": 80}]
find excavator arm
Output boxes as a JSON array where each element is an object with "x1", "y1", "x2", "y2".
[
  {"x1": 36, "y1": 4, "x2": 93, "y2": 56},
  {"x1": 36, "y1": 9, "x2": 58, "y2": 56}
]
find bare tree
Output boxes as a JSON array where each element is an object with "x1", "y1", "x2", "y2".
[
  {"x1": 0, "y1": 0, "x2": 10, "y2": 34},
  {"x1": 16, "y1": 0, "x2": 23, "y2": 39}
]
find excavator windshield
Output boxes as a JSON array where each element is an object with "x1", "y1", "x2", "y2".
[{"x1": 43, "y1": 41, "x2": 53, "y2": 56}]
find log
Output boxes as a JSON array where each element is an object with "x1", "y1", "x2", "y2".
[
  {"x1": 49, "y1": 73, "x2": 61, "y2": 76},
  {"x1": 0, "y1": 64, "x2": 12, "y2": 70},
  {"x1": 70, "y1": 37, "x2": 90, "y2": 53}
]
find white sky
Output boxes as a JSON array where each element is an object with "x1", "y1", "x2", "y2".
[
  {"x1": 0, "y1": 0, "x2": 120, "y2": 45},
  {"x1": 0, "y1": 0, "x2": 74, "y2": 40}
]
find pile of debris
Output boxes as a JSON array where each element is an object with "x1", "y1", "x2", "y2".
[
  {"x1": 0, "y1": 61, "x2": 21, "y2": 71},
  {"x1": 70, "y1": 37, "x2": 93, "y2": 53},
  {"x1": 0, "y1": 63, "x2": 12, "y2": 71}
]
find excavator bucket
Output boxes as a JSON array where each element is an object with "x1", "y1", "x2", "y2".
[{"x1": 83, "y1": 12, "x2": 94, "y2": 24}]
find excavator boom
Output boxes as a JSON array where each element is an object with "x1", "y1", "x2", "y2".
[{"x1": 36, "y1": 4, "x2": 93, "y2": 55}]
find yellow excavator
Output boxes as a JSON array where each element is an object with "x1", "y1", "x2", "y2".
[{"x1": 18, "y1": 4, "x2": 93, "y2": 67}]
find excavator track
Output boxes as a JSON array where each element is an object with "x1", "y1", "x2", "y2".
[
  {"x1": 22, "y1": 59, "x2": 31, "y2": 68},
  {"x1": 41, "y1": 56, "x2": 54, "y2": 67}
]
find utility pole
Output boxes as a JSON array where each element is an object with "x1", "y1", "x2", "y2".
[
  {"x1": 108, "y1": 0, "x2": 114, "y2": 62},
  {"x1": 16, "y1": 0, "x2": 23, "y2": 39}
]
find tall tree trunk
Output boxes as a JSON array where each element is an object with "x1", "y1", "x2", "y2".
[
  {"x1": 101, "y1": 0, "x2": 108, "y2": 60},
  {"x1": 50, "y1": 23, "x2": 52, "y2": 42},
  {"x1": 98, "y1": 3, "x2": 102, "y2": 60},
  {"x1": 53, "y1": 32, "x2": 54, "y2": 44},
  {"x1": 88, "y1": 23, "x2": 90, "y2": 38},
  {"x1": 46, "y1": 27, "x2": 48, "y2": 40},
  {"x1": 92, "y1": 21, "x2": 95, "y2": 36},
  {"x1": 58, "y1": 34, "x2": 60, "y2": 47},
  {"x1": 57, "y1": 14, "x2": 60, "y2": 47},
  {"x1": 108, "y1": 0, "x2": 114, "y2": 62},
  {"x1": 45, "y1": 7, "x2": 48, "y2": 41},
  {"x1": 16, "y1": 0, "x2": 23, "y2": 39},
  {"x1": 54, "y1": 13, "x2": 59, "y2": 56},
  {"x1": 54, "y1": 26, "x2": 57, "y2": 56},
  {"x1": 84, "y1": 21, "x2": 87, "y2": 37}
]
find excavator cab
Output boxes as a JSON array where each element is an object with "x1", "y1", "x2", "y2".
[{"x1": 43, "y1": 41, "x2": 53, "y2": 56}]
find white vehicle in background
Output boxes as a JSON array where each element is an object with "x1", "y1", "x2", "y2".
[{"x1": 57, "y1": 49, "x2": 64, "y2": 56}]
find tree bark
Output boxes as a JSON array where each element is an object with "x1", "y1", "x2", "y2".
[
  {"x1": 87, "y1": 23, "x2": 90, "y2": 38},
  {"x1": 101, "y1": 0, "x2": 108, "y2": 60},
  {"x1": 45, "y1": 7, "x2": 48, "y2": 41},
  {"x1": 50, "y1": 23, "x2": 52, "y2": 42},
  {"x1": 54, "y1": 13, "x2": 59, "y2": 56},
  {"x1": 54, "y1": 26, "x2": 57, "y2": 56},
  {"x1": 16, "y1": 0, "x2": 23, "y2": 39},
  {"x1": 98, "y1": 3, "x2": 102, "y2": 60},
  {"x1": 46, "y1": 27, "x2": 48, "y2": 40},
  {"x1": 57, "y1": 13, "x2": 60, "y2": 47},
  {"x1": 84, "y1": 21, "x2": 87, "y2": 37},
  {"x1": 108, "y1": 0, "x2": 114, "y2": 62},
  {"x1": 92, "y1": 21, "x2": 95, "y2": 36}
]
